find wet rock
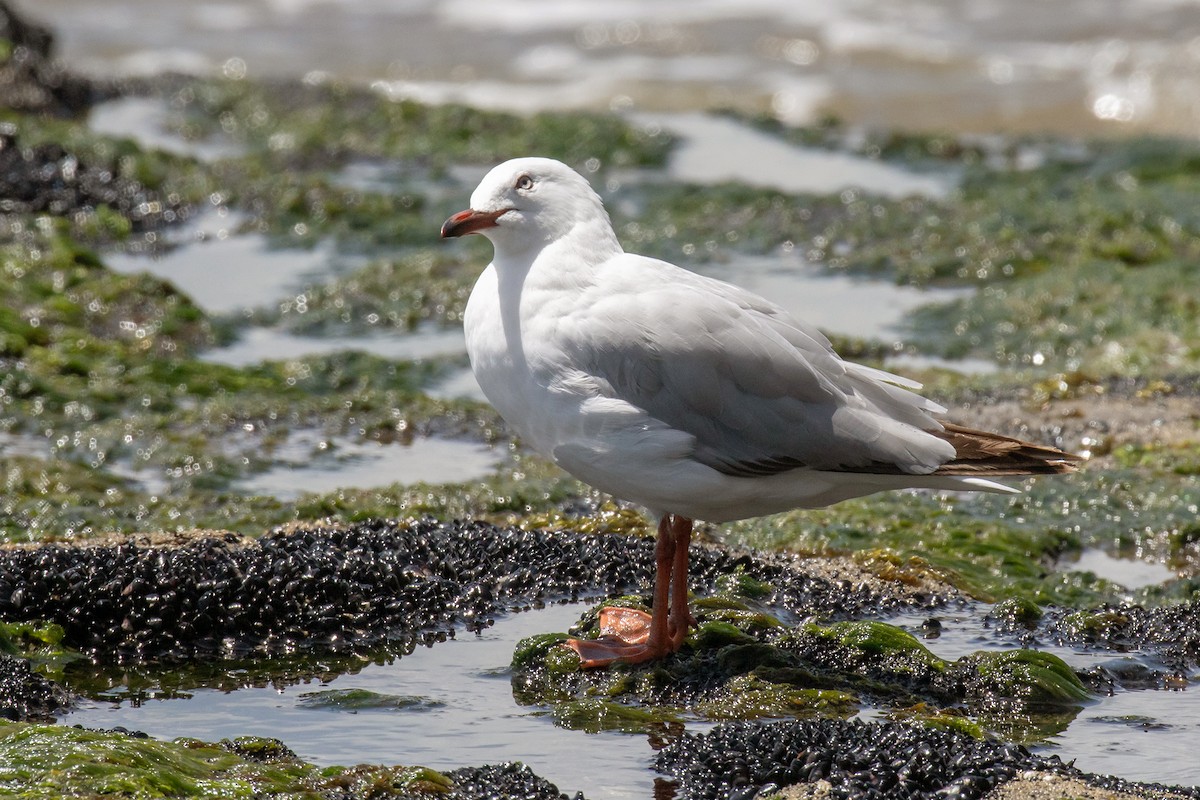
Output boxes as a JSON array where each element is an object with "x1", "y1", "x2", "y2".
[
  {"x1": 0, "y1": 128, "x2": 188, "y2": 229},
  {"x1": 417, "y1": 762, "x2": 581, "y2": 800},
  {"x1": 0, "y1": 1, "x2": 103, "y2": 115},
  {"x1": 655, "y1": 718, "x2": 1200, "y2": 800},
  {"x1": 1042, "y1": 602, "x2": 1200, "y2": 671},
  {"x1": 0, "y1": 654, "x2": 73, "y2": 721},
  {"x1": 0, "y1": 520, "x2": 932, "y2": 665},
  {"x1": 512, "y1": 595, "x2": 1087, "y2": 725},
  {"x1": 218, "y1": 735, "x2": 297, "y2": 763}
]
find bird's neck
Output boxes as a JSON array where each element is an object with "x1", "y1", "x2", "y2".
[
  {"x1": 489, "y1": 217, "x2": 622, "y2": 371},
  {"x1": 493, "y1": 214, "x2": 623, "y2": 277}
]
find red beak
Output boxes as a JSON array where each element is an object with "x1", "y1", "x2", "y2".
[{"x1": 441, "y1": 208, "x2": 508, "y2": 238}]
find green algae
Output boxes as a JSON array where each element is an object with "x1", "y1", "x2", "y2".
[
  {"x1": 725, "y1": 456, "x2": 1200, "y2": 609},
  {"x1": 261, "y1": 249, "x2": 481, "y2": 334},
  {"x1": 1113, "y1": 441, "x2": 1200, "y2": 477},
  {"x1": 906, "y1": 260, "x2": 1200, "y2": 372},
  {"x1": 511, "y1": 599, "x2": 1093, "y2": 742},
  {"x1": 960, "y1": 650, "x2": 1090, "y2": 709},
  {"x1": 0, "y1": 620, "x2": 86, "y2": 682},
  {"x1": 801, "y1": 621, "x2": 945, "y2": 675},
  {"x1": 782, "y1": 621, "x2": 1091, "y2": 726},
  {"x1": 695, "y1": 675, "x2": 855, "y2": 720},
  {"x1": 210, "y1": 160, "x2": 437, "y2": 253},
  {"x1": 296, "y1": 688, "x2": 444, "y2": 712},
  {"x1": 168, "y1": 78, "x2": 673, "y2": 170},
  {"x1": 885, "y1": 702, "x2": 986, "y2": 739},
  {"x1": 726, "y1": 490, "x2": 1081, "y2": 605},
  {"x1": 0, "y1": 621, "x2": 64, "y2": 653},
  {"x1": 551, "y1": 697, "x2": 684, "y2": 733},
  {"x1": 511, "y1": 611, "x2": 854, "y2": 732},
  {"x1": 991, "y1": 597, "x2": 1045, "y2": 628},
  {"x1": 0, "y1": 339, "x2": 507, "y2": 540},
  {"x1": 0, "y1": 721, "x2": 453, "y2": 798},
  {"x1": 511, "y1": 632, "x2": 572, "y2": 673},
  {"x1": 713, "y1": 569, "x2": 775, "y2": 600},
  {"x1": 732, "y1": 110, "x2": 995, "y2": 167},
  {"x1": 0, "y1": 114, "x2": 217, "y2": 248}
]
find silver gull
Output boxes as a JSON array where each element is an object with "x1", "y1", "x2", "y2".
[{"x1": 442, "y1": 157, "x2": 1079, "y2": 667}]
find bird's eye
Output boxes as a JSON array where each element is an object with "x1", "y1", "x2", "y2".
[{"x1": 515, "y1": 174, "x2": 534, "y2": 190}]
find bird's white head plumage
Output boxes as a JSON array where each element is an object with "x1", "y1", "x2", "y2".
[{"x1": 441, "y1": 157, "x2": 621, "y2": 264}]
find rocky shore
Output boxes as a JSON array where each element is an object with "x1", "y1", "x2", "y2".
[{"x1": 1, "y1": 0, "x2": 1199, "y2": 796}]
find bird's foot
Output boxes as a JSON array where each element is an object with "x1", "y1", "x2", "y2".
[
  {"x1": 595, "y1": 606, "x2": 652, "y2": 644},
  {"x1": 668, "y1": 611, "x2": 698, "y2": 649},
  {"x1": 563, "y1": 606, "x2": 679, "y2": 668}
]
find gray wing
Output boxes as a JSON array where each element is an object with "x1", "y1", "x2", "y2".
[{"x1": 561, "y1": 257, "x2": 955, "y2": 477}]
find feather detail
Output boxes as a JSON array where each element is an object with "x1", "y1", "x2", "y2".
[{"x1": 929, "y1": 422, "x2": 1082, "y2": 476}]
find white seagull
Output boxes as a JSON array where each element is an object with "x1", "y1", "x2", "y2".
[{"x1": 442, "y1": 157, "x2": 1078, "y2": 668}]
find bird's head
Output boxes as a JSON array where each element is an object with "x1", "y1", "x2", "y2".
[{"x1": 440, "y1": 157, "x2": 615, "y2": 259}]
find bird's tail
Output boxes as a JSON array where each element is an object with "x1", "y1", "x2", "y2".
[{"x1": 930, "y1": 422, "x2": 1082, "y2": 476}]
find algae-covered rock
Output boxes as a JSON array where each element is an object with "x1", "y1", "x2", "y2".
[
  {"x1": 957, "y1": 650, "x2": 1091, "y2": 708},
  {"x1": 990, "y1": 597, "x2": 1045, "y2": 628},
  {"x1": 0, "y1": 656, "x2": 73, "y2": 722},
  {"x1": 296, "y1": 688, "x2": 444, "y2": 712},
  {"x1": 794, "y1": 620, "x2": 946, "y2": 678},
  {"x1": 175, "y1": 77, "x2": 674, "y2": 168},
  {"x1": 551, "y1": 697, "x2": 684, "y2": 733},
  {"x1": 885, "y1": 702, "x2": 986, "y2": 739},
  {"x1": 0, "y1": 722, "x2": 463, "y2": 798},
  {"x1": 695, "y1": 675, "x2": 855, "y2": 720}
]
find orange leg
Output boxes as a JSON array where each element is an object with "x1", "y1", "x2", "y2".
[
  {"x1": 565, "y1": 514, "x2": 694, "y2": 668},
  {"x1": 667, "y1": 515, "x2": 695, "y2": 649}
]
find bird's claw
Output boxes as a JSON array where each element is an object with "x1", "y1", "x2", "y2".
[{"x1": 564, "y1": 605, "x2": 693, "y2": 668}]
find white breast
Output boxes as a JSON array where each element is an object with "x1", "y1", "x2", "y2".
[{"x1": 465, "y1": 263, "x2": 588, "y2": 456}]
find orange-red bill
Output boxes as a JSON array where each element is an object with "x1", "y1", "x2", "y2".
[{"x1": 440, "y1": 208, "x2": 507, "y2": 238}]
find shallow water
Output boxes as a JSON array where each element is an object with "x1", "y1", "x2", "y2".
[
  {"x1": 236, "y1": 431, "x2": 502, "y2": 500},
  {"x1": 1055, "y1": 687, "x2": 1200, "y2": 786},
  {"x1": 62, "y1": 603, "x2": 680, "y2": 800},
  {"x1": 105, "y1": 209, "x2": 341, "y2": 315},
  {"x1": 885, "y1": 604, "x2": 1200, "y2": 787},
  {"x1": 0, "y1": 431, "x2": 52, "y2": 459},
  {"x1": 698, "y1": 252, "x2": 969, "y2": 343},
  {"x1": 646, "y1": 112, "x2": 955, "y2": 199},
  {"x1": 1060, "y1": 548, "x2": 1177, "y2": 592},
  {"x1": 426, "y1": 367, "x2": 488, "y2": 403},
  {"x1": 201, "y1": 325, "x2": 467, "y2": 368},
  {"x1": 62, "y1": 598, "x2": 1200, "y2": 795},
  {"x1": 89, "y1": 96, "x2": 244, "y2": 162}
]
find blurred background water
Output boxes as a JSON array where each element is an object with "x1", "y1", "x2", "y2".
[{"x1": 31, "y1": 0, "x2": 1200, "y2": 137}]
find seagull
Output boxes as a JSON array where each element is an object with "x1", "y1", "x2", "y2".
[{"x1": 441, "y1": 157, "x2": 1079, "y2": 668}]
